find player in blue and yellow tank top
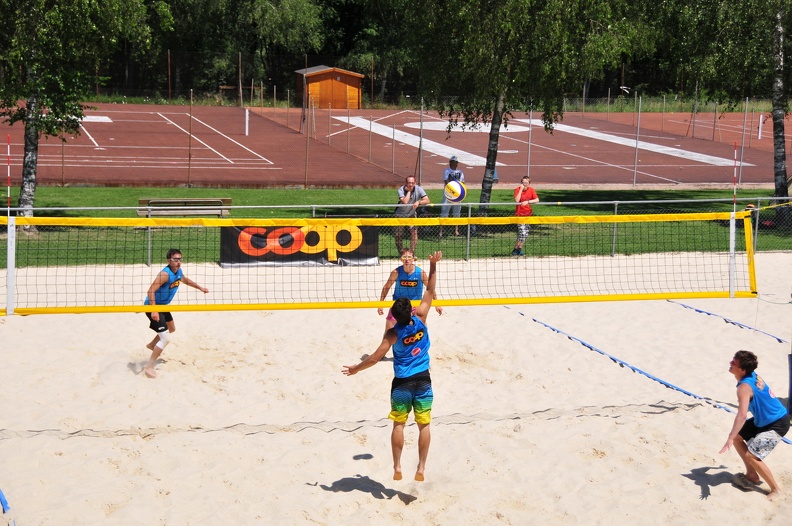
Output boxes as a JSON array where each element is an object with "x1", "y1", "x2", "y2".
[
  {"x1": 344, "y1": 250, "x2": 443, "y2": 483},
  {"x1": 142, "y1": 248, "x2": 209, "y2": 378},
  {"x1": 377, "y1": 248, "x2": 442, "y2": 333}
]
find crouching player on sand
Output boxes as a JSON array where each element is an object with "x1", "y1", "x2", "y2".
[
  {"x1": 720, "y1": 350, "x2": 790, "y2": 500},
  {"x1": 343, "y1": 251, "x2": 442, "y2": 482}
]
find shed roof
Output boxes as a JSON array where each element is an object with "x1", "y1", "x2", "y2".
[{"x1": 294, "y1": 65, "x2": 364, "y2": 79}]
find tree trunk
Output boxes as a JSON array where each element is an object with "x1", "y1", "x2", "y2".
[
  {"x1": 378, "y1": 72, "x2": 387, "y2": 103},
  {"x1": 17, "y1": 94, "x2": 40, "y2": 221},
  {"x1": 479, "y1": 89, "x2": 506, "y2": 214},
  {"x1": 770, "y1": 8, "x2": 789, "y2": 224}
]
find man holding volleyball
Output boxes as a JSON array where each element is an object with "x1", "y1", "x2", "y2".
[
  {"x1": 439, "y1": 155, "x2": 464, "y2": 237},
  {"x1": 343, "y1": 251, "x2": 442, "y2": 482}
]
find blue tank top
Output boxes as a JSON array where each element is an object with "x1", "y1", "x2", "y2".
[
  {"x1": 393, "y1": 266, "x2": 424, "y2": 301},
  {"x1": 392, "y1": 316, "x2": 431, "y2": 378},
  {"x1": 144, "y1": 266, "x2": 183, "y2": 306},
  {"x1": 738, "y1": 371, "x2": 788, "y2": 427}
]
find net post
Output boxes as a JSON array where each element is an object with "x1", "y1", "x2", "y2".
[
  {"x1": 728, "y1": 211, "x2": 736, "y2": 298},
  {"x1": 6, "y1": 216, "x2": 16, "y2": 315}
]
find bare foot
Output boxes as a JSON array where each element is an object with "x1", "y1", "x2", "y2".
[
  {"x1": 143, "y1": 365, "x2": 157, "y2": 378},
  {"x1": 767, "y1": 489, "x2": 782, "y2": 501},
  {"x1": 414, "y1": 472, "x2": 424, "y2": 482},
  {"x1": 393, "y1": 471, "x2": 402, "y2": 481}
]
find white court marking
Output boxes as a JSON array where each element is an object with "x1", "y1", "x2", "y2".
[
  {"x1": 333, "y1": 116, "x2": 500, "y2": 167},
  {"x1": 515, "y1": 118, "x2": 752, "y2": 167},
  {"x1": 190, "y1": 116, "x2": 273, "y2": 163},
  {"x1": 78, "y1": 124, "x2": 100, "y2": 147},
  {"x1": 334, "y1": 115, "x2": 752, "y2": 168},
  {"x1": 404, "y1": 121, "x2": 531, "y2": 133},
  {"x1": 82, "y1": 116, "x2": 112, "y2": 123},
  {"x1": 158, "y1": 113, "x2": 234, "y2": 163},
  {"x1": 73, "y1": 110, "x2": 273, "y2": 167}
]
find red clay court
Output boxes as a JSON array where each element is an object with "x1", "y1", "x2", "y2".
[{"x1": 1, "y1": 103, "x2": 786, "y2": 189}]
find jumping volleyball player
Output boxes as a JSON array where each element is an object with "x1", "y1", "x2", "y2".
[
  {"x1": 343, "y1": 251, "x2": 442, "y2": 482},
  {"x1": 143, "y1": 248, "x2": 208, "y2": 378}
]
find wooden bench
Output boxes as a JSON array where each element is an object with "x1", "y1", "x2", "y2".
[{"x1": 137, "y1": 198, "x2": 232, "y2": 217}]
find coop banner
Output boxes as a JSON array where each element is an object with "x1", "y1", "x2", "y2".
[{"x1": 220, "y1": 225, "x2": 379, "y2": 267}]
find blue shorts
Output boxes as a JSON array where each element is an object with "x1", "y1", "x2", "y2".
[{"x1": 389, "y1": 371, "x2": 433, "y2": 425}]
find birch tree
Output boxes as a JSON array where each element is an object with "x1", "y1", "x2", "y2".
[
  {"x1": 0, "y1": 0, "x2": 168, "y2": 217},
  {"x1": 407, "y1": 0, "x2": 646, "y2": 210}
]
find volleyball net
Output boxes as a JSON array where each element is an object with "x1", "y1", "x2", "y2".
[{"x1": 0, "y1": 211, "x2": 756, "y2": 315}]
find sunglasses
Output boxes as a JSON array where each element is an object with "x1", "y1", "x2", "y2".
[
  {"x1": 400, "y1": 256, "x2": 415, "y2": 261},
  {"x1": 169, "y1": 257, "x2": 183, "y2": 261}
]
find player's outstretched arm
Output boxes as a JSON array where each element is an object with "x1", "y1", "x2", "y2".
[
  {"x1": 415, "y1": 251, "x2": 441, "y2": 319},
  {"x1": 422, "y1": 270, "x2": 443, "y2": 316},
  {"x1": 182, "y1": 276, "x2": 209, "y2": 294},
  {"x1": 342, "y1": 331, "x2": 395, "y2": 376}
]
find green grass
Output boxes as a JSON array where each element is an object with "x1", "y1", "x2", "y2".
[
  {"x1": 5, "y1": 186, "x2": 788, "y2": 267},
  {"x1": 12, "y1": 185, "x2": 782, "y2": 216}
]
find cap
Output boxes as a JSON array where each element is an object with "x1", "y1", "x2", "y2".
[{"x1": 450, "y1": 155, "x2": 458, "y2": 162}]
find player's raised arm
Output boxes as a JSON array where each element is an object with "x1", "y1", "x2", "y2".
[
  {"x1": 415, "y1": 251, "x2": 441, "y2": 319},
  {"x1": 342, "y1": 330, "x2": 396, "y2": 376}
]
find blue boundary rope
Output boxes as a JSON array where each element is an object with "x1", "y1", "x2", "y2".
[
  {"x1": 504, "y1": 306, "x2": 792, "y2": 445},
  {"x1": 668, "y1": 300, "x2": 788, "y2": 344},
  {"x1": 0, "y1": 486, "x2": 9, "y2": 513}
]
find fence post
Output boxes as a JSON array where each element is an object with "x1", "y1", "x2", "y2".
[{"x1": 611, "y1": 202, "x2": 619, "y2": 257}]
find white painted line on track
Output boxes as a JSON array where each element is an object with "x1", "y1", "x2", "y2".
[
  {"x1": 82, "y1": 116, "x2": 112, "y2": 123},
  {"x1": 78, "y1": 124, "x2": 100, "y2": 147},
  {"x1": 190, "y1": 116, "x2": 273, "y2": 163},
  {"x1": 498, "y1": 133, "x2": 683, "y2": 184},
  {"x1": 333, "y1": 116, "x2": 500, "y2": 167},
  {"x1": 515, "y1": 118, "x2": 753, "y2": 167},
  {"x1": 336, "y1": 116, "x2": 749, "y2": 169},
  {"x1": 158, "y1": 113, "x2": 233, "y2": 163}
]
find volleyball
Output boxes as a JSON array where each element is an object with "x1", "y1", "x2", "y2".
[{"x1": 444, "y1": 180, "x2": 467, "y2": 203}]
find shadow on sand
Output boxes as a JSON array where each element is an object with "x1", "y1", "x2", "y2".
[
  {"x1": 681, "y1": 465, "x2": 735, "y2": 500},
  {"x1": 311, "y1": 474, "x2": 417, "y2": 505}
]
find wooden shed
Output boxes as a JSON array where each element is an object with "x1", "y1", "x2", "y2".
[{"x1": 295, "y1": 66, "x2": 364, "y2": 110}]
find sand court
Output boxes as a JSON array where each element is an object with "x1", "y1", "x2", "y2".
[{"x1": 1, "y1": 252, "x2": 791, "y2": 524}]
